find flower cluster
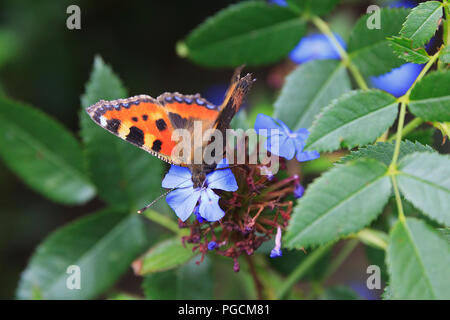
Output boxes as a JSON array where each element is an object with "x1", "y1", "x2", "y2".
[{"x1": 163, "y1": 114, "x2": 319, "y2": 270}]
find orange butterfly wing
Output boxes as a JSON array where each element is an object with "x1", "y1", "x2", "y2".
[{"x1": 86, "y1": 93, "x2": 220, "y2": 165}]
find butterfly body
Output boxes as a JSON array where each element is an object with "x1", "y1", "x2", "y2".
[{"x1": 86, "y1": 68, "x2": 254, "y2": 187}]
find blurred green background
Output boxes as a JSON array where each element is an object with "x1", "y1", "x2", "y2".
[{"x1": 1, "y1": 0, "x2": 444, "y2": 299}]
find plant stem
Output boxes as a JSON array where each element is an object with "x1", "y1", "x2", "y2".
[
  {"x1": 246, "y1": 255, "x2": 264, "y2": 300},
  {"x1": 403, "y1": 50, "x2": 441, "y2": 99},
  {"x1": 444, "y1": 2, "x2": 450, "y2": 46},
  {"x1": 310, "y1": 15, "x2": 369, "y2": 90},
  {"x1": 355, "y1": 228, "x2": 388, "y2": 250},
  {"x1": 391, "y1": 175, "x2": 406, "y2": 222},
  {"x1": 142, "y1": 209, "x2": 180, "y2": 234},
  {"x1": 386, "y1": 50, "x2": 440, "y2": 222},
  {"x1": 276, "y1": 242, "x2": 333, "y2": 299},
  {"x1": 388, "y1": 50, "x2": 441, "y2": 169},
  {"x1": 387, "y1": 117, "x2": 424, "y2": 143},
  {"x1": 321, "y1": 239, "x2": 359, "y2": 281},
  {"x1": 433, "y1": 121, "x2": 450, "y2": 140},
  {"x1": 439, "y1": 3, "x2": 450, "y2": 69},
  {"x1": 391, "y1": 102, "x2": 407, "y2": 167},
  {"x1": 388, "y1": 102, "x2": 407, "y2": 222}
]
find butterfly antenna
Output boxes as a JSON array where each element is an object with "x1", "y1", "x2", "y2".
[{"x1": 137, "y1": 188, "x2": 174, "y2": 214}]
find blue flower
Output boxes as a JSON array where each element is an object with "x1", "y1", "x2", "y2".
[
  {"x1": 289, "y1": 33, "x2": 346, "y2": 64},
  {"x1": 254, "y1": 114, "x2": 320, "y2": 162},
  {"x1": 370, "y1": 63, "x2": 424, "y2": 97},
  {"x1": 389, "y1": 0, "x2": 417, "y2": 8},
  {"x1": 208, "y1": 241, "x2": 218, "y2": 250},
  {"x1": 268, "y1": 0, "x2": 287, "y2": 6},
  {"x1": 294, "y1": 183, "x2": 305, "y2": 199},
  {"x1": 194, "y1": 206, "x2": 206, "y2": 223},
  {"x1": 270, "y1": 247, "x2": 283, "y2": 258},
  {"x1": 270, "y1": 226, "x2": 283, "y2": 258},
  {"x1": 162, "y1": 159, "x2": 238, "y2": 222}
]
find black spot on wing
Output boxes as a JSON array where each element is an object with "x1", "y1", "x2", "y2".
[
  {"x1": 155, "y1": 119, "x2": 167, "y2": 131},
  {"x1": 132, "y1": 117, "x2": 138, "y2": 122},
  {"x1": 126, "y1": 126, "x2": 144, "y2": 146},
  {"x1": 152, "y1": 139, "x2": 162, "y2": 152},
  {"x1": 168, "y1": 112, "x2": 188, "y2": 128},
  {"x1": 93, "y1": 111, "x2": 101, "y2": 123},
  {"x1": 106, "y1": 119, "x2": 121, "y2": 134},
  {"x1": 142, "y1": 115, "x2": 148, "y2": 121}
]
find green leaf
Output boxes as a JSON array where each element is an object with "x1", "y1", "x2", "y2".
[
  {"x1": 387, "y1": 36, "x2": 430, "y2": 64},
  {"x1": 348, "y1": 8, "x2": 410, "y2": 76},
  {"x1": 80, "y1": 56, "x2": 164, "y2": 211},
  {"x1": 285, "y1": 159, "x2": 391, "y2": 248},
  {"x1": 440, "y1": 45, "x2": 450, "y2": 64},
  {"x1": 404, "y1": 128, "x2": 434, "y2": 146},
  {"x1": 0, "y1": 30, "x2": 20, "y2": 68},
  {"x1": 382, "y1": 285, "x2": 393, "y2": 300},
  {"x1": 400, "y1": 1, "x2": 443, "y2": 48},
  {"x1": 16, "y1": 208, "x2": 152, "y2": 299},
  {"x1": 175, "y1": 257, "x2": 213, "y2": 299},
  {"x1": 437, "y1": 228, "x2": 450, "y2": 242},
  {"x1": 0, "y1": 96, "x2": 95, "y2": 205},
  {"x1": 305, "y1": 90, "x2": 398, "y2": 152},
  {"x1": 387, "y1": 218, "x2": 450, "y2": 299},
  {"x1": 273, "y1": 59, "x2": 351, "y2": 130},
  {"x1": 319, "y1": 286, "x2": 360, "y2": 300},
  {"x1": 142, "y1": 269, "x2": 176, "y2": 299},
  {"x1": 397, "y1": 152, "x2": 450, "y2": 227},
  {"x1": 143, "y1": 257, "x2": 213, "y2": 299},
  {"x1": 286, "y1": 0, "x2": 340, "y2": 16},
  {"x1": 408, "y1": 71, "x2": 450, "y2": 122},
  {"x1": 339, "y1": 140, "x2": 434, "y2": 165},
  {"x1": 137, "y1": 237, "x2": 198, "y2": 275},
  {"x1": 179, "y1": 1, "x2": 306, "y2": 67},
  {"x1": 269, "y1": 247, "x2": 331, "y2": 281},
  {"x1": 108, "y1": 292, "x2": 141, "y2": 300}
]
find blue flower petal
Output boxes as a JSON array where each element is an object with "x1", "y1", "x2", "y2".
[
  {"x1": 266, "y1": 133, "x2": 296, "y2": 160},
  {"x1": 207, "y1": 159, "x2": 238, "y2": 192},
  {"x1": 268, "y1": 0, "x2": 287, "y2": 6},
  {"x1": 166, "y1": 187, "x2": 201, "y2": 221},
  {"x1": 254, "y1": 113, "x2": 282, "y2": 136},
  {"x1": 198, "y1": 188, "x2": 225, "y2": 222},
  {"x1": 215, "y1": 158, "x2": 231, "y2": 170},
  {"x1": 208, "y1": 241, "x2": 218, "y2": 250},
  {"x1": 389, "y1": 0, "x2": 416, "y2": 8},
  {"x1": 296, "y1": 150, "x2": 320, "y2": 162},
  {"x1": 275, "y1": 118, "x2": 293, "y2": 135},
  {"x1": 294, "y1": 128, "x2": 310, "y2": 141},
  {"x1": 194, "y1": 206, "x2": 206, "y2": 223},
  {"x1": 292, "y1": 137, "x2": 305, "y2": 156},
  {"x1": 289, "y1": 33, "x2": 346, "y2": 64},
  {"x1": 294, "y1": 184, "x2": 305, "y2": 199},
  {"x1": 162, "y1": 165, "x2": 193, "y2": 189},
  {"x1": 370, "y1": 63, "x2": 424, "y2": 97},
  {"x1": 270, "y1": 247, "x2": 282, "y2": 258}
]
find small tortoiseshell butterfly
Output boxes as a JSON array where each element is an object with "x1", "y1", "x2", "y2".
[{"x1": 86, "y1": 67, "x2": 254, "y2": 190}]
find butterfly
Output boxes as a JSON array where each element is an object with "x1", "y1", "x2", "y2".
[{"x1": 86, "y1": 67, "x2": 254, "y2": 194}]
